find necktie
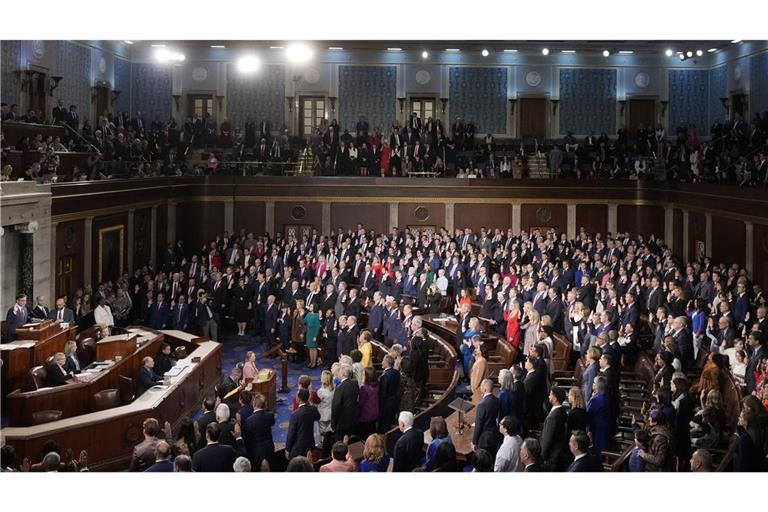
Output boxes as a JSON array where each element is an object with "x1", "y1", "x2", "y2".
[{"x1": 58, "y1": 309, "x2": 63, "y2": 321}]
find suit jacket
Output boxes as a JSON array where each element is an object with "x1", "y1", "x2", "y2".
[
  {"x1": 242, "y1": 409, "x2": 275, "y2": 469},
  {"x1": 473, "y1": 393, "x2": 501, "y2": 453},
  {"x1": 192, "y1": 442, "x2": 240, "y2": 472},
  {"x1": 48, "y1": 307, "x2": 75, "y2": 323},
  {"x1": 5, "y1": 306, "x2": 29, "y2": 341},
  {"x1": 393, "y1": 427, "x2": 424, "y2": 472},
  {"x1": 172, "y1": 303, "x2": 189, "y2": 330},
  {"x1": 31, "y1": 305, "x2": 50, "y2": 320},
  {"x1": 135, "y1": 366, "x2": 162, "y2": 396},
  {"x1": 566, "y1": 454, "x2": 604, "y2": 472},
  {"x1": 540, "y1": 406, "x2": 571, "y2": 470},
  {"x1": 331, "y1": 378, "x2": 359, "y2": 433},
  {"x1": 378, "y1": 367, "x2": 401, "y2": 426},
  {"x1": 286, "y1": 404, "x2": 321, "y2": 458},
  {"x1": 144, "y1": 459, "x2": 174, "y2": 472},
  {"x1": 129, "y1": 437, "x2": 159, "y2": 471},
  {"x1": 45, "y1": 363, "x2": 71, "y2": 387}
]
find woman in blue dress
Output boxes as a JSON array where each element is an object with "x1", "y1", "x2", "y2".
[
  {"x1": 302, "y1": 302, "x2": 322, "y2": 368},
  {"x1": 358, "y1": 433, "x2": 391, "y2": 472}
]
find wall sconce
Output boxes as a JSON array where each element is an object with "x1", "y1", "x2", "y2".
[
  {"x1": 172, "y1": 94, "x2": 181, "y2": 110},
  {"x1": 439, "y1": 97, "x2": 448, "y2": 114},
  {"x1": 110, "y1": 90, "x2": 122, "y2": 105},
  {"x1": 508, "y1": 98, "x2": 517, "y2": 116},
  {"x1": 216, "y1": 95, "x2": 224, "y2": 111},
  {"x1": 397, "y1": 97, "x2": 406, "y2": 114},
  {"x1": 660, "y1": 100, "x2": 669, "y2": 116},
  {"x1": 49, "y1": 76, "x2": 63, "y2": 96},
  {"x1": 328, "y1": 96, "x2": 337, "y2": 113},
  {"x1": 286, "y1": 96, "x2": 295, "y2": 113},
  {"x1": 619, "y1": 100, "x2": 627, "y2": 117},
  {"x1": 550, "y1": 99, "x2": 559, "y2": 116}
]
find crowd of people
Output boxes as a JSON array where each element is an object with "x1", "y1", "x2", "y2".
[{"x1": 6, "y1": 221, "x2": 768, "y2": 472}]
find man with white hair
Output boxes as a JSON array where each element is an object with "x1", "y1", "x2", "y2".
[
  {"x1": 672, "y1": 316, "x2": 694, "y2": 371},
  {"x1": 233, "y1": 456, "x2": 252, "y2": 472},
  {"x1": 393, "y1": 411, "x2": 424, "y2": 472},
  {"x1": 216, "y1": 403, "x2": 237, "y2": 449},
  {"x1": 331, "y1": 364, "x2": 359, "y2": 441}
]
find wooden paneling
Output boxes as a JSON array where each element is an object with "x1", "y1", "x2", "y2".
[
  {"x1": 55, "y1": 220, "x2": 84, "y2": 299},
  {"x1": 628, "y1": 99, "x2": 656, "y2": 137},
  {"x1": 454, "y1": 204, "x2": 512, "y2": 232},
  {"x1": 711, "y1": 216, "x2": 746, "y2": 268},
  {"x1": 175, "y1": 201, "x2": 224, "y2": 253},
  {"x1": 520, "y1": 204, "x2": 567, "y2": 232},
  {"x1": 275, "y1": 202, "x2": 322, "y2": 234},
  {"x1": 617, "y1": 205, "x2": 664, "y2": 237},
  {"x1": 576, "y1": 204, "x2": 608, "y2": 235},
  {"x1": 689, "y1": 211, "x2": 706, "y2": 260},
  {"x1": 233, "y1": 202, "x2": 266, "y2": 235},
  {"x1": 398, "y1": 203, "x2": 445, "y2": 230},
  {"x1": 673, "y1": 208, "x2": 684, "y2": 259},
  {"x1": 519, "y1": 98, "x2": 547, "y2": 140},
  {"x1": 92, "y1": 213, "x2": 128, "y2": 284},
  {"x1": 753, "y1": 223, "x2": 768, "y2": 291},
  {"x1": 133, "y1": 207, "x2": 152, "y2": 268},
  {"x1": 156, "y1": 203, "x2": 168, "y2": 261},
  {"x1": 330, "y1": 203, "x2": 388, "y2": 233}
]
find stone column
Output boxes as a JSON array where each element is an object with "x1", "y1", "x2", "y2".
[
  {"x1": 512, "y1": 204, "x2": 521, "y2": 233},
  {"x1": 224, "y1": 201, "x2": 234, "y2": 233},
  {"x1": 265, "y1": 201, "x2": 275, "y2": 236},
  {"x1": 50, "y1": 221, "x2": 58, "y2": 301},
  {"x1": 445, "y1": 203, "x2": 455, "y2": 233},
  {"x1": 84, "y1": 216, "x2": 93, "y2": 287},
  {"x1": 127, "y1": 209, "x2": 135, "y2": 271},
  {"x1": 607, "y1": 204, "x2": 618, "y2": 235},
  {"x1": 389, "y1": 203, "x2": 399, "y2": 232},
  {"x1": 567, "y1": 204, "x2": 577, "y2": 241},
  {"x1": 664, "y1": 206, "x2": 674, "y2": 253},
  {"x1": 682, "y1": 210, "x2": 690, "y2": 262},
  {"x1": 150, "y1": 206, "x2": 157, "y2": 268},
  {"x1": 705, "y1": 213, "x2": 712, "y2": 257},
  {"x1": 167, "y1": 202, "x2": 176, "y2": 244},
  {"x1": 745, "y1": 221, "x2": 754, "y2": 276},
  {"x1": 321, "y1": 202, "x2": 331, "y2": 235}
]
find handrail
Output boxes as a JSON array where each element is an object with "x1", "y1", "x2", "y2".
[{"x1": 61, "y1": 122, "x2": 102, "y2": 155}]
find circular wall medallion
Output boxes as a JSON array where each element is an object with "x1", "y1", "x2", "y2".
[
  {"x1": 192, "y1": 66, "x2": 208, "y2": 82},
  {"x1": 304, "y1": 68, "x2": 320, "y2": 84},
  {"x1": 291, "y1": 205, "x2": 306, "y2": 220},
  {"x1": 32, "y1": 40, "x2": 45, "y2": 60},
  {"x1": 99, "y1": 56, "x2": 107, "y2": 74},
  {"x1": 634, "y1": 72, "x2": 650, "y2": 88},
  {"x1": 525, "y1": 71, "x2": 542, "y2": 87},
  {"x1": 535, "y1": 207, "x2": 552, "y2": 223},
  {"x1": 734, "y1": 64, "x2": 742, "y2": 81},
  {"x1": 414, "y1": 206, "x2": 430, "y2": 221},
  {"x1": 415, "y1": 70, "x2": 431, "y2": 85}
]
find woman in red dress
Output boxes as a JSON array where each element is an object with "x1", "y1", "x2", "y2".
[
  {"x1": 380, "y1": 141, "x2": 391, "y2": 177},
  {"x1": 504, "y1": 300, "x2": 522, "y2": 354}
]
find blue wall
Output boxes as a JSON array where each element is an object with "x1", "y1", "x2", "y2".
[
  {"x1": 449, "y1": 67, "x2": 507, "y2": 134},
  {"x1": 113, "y1": 57, "x2": 131, "y2": 113},
  {"x1": 55, "y1": 41, "x2": 92, "y2": 113},
  {"x1": 750, "y1": 52, "x2": 768, "y2": 117},
  {"x1": 1, "y1": 40, "x2": 21, "y2": 106},
  {"x1": 708, "y1": 65, "x2": 727, "y2": 127},
  {"x1": 130, "y1": 63, "x2": 172, "y2": 122},
  {"x1": 226, "y1": 63, "x2": 285, "y2": 130},
  {"x1": 559, "y1": 68, "x2": 617, "y2": 135},
  {"x1": 668, "y1": 69, "x2": 709, "y2": 130},
  {"x1": 338, "y1": 65, "x2": 397, "y2": 134}
]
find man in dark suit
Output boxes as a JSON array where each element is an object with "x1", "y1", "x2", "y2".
[
  {"x1": 195, "y1": 293, "x2": 218, "y2": 341},
  {"x1": 144, "y1": 441, "x2": 174, "y2": 472},
  {"x1": 377, "y1": 354, "x2": 401, "y2": 433},
  {"x1": 129, "y1": 418, "x2": 161, "y2": 472},
  {"x1": 171, "y1": 294, "x2": 189, "y2": 331},
  {"x1": 473, "y1": 379, "x2": 501, "y2": 456},
  {"x1": 393, "y1": 411, "x2": 424, "y2": 472},
  {"x1": 520, "y1": 438, "x2": 547, "y2": 472},
  {"x1": 331, "y1": 364, "x2": 359, "y2": 441},
  {"x1": 5, "y1": 293, "x2": 29, "y2": 341},
  {"x1": 745, "y1": 331, "x2": 766, "y2": 394},
  {"x1": 545, "y1": 288, "x2": 564, "y2": 332},
  {"x1": 540, "y1": 387, "x2": 571, "y2": 472},
  {"x1": 45, "y1": 352, "x2": 73, "y2": 386},
  {"x1": 30, "y1": 296, "x2": 50, "y2": 321},
  {"x1": 135, "y1": 356, "x2": 164, "y2": 396},
  {"x1": 198, "y1": 398, "x2": 217, "y2": 430},
  {"x1": 49, "y1": 297, "x2": 75, "y2": 323},
  {"x1": 192, "y1": 423, "x2": 241, "y2": 472},
  {"x1": 242, "y1": 393, "x2": 275, "y2": 471},
  {"x1": 263, "y1": 295, "x2": 279, "y2": 346},
  {"x1": 621, "y1": 293, "x2": 640, "y2": 331},
  {"x1": 645, "y1": 276, "x2": 666, "y2": 314},
  {"x1": 566, "y1": 430, "x2": 604, "y2": 472},
  {"x1": 285, "y1": 389, "x2": 321, "y2": 459},
  {"x1": 599, "y1": 353, "x2": 621, "y2": 421}
]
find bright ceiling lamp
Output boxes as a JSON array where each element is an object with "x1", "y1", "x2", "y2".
[
  {"x1": 155, "y1": 48, "x2": 184, "y2": 62},
  {"x1": 286, "y1": 43, "x2": 314, "y2": 64},
  {"x1": 237, "y1": 55, "x2": 261, "y2": 73}
]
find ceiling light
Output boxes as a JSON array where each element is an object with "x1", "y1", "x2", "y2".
[
  {"x1": 151, "y1": 44, "x2": 166, "y2": 48},
  {"x1": 155, "y1": 48, "x2": 184, "y2": 62},
  {"x1": 481, "y1": 49, "x2": 489, "y2": 57},
  {"x1": 421, "y1": 50, "x2": 429, "y2": 59},
  {"x1": 665, "y1": 49, "x2": 673, "y2": 57},
  {"x1": 602, "y1": 50, "x2": 610, "y2": 57},
  {"x1": 387, "y1": 47, "x2": 402, "y2": 51},
  {"x1": 286, "y1": 43, "x2": 314, "y2": 64},
  {"x1": 678, "y1": 53, "x2": 685, "y2": 60},
  {"x1": 696, "y1": 50, "x2": 703, "y2": 56},
  {"x1": 123, "y1": 40, "x2": 134, "y2": 45},
  {"x1": 237, "y1": 55, "x2": 261, "y2": 73},
  {"x1": 618, "y1": 50, "x2": 634, "y2": 54},
  {"x1": 328, "y1": 47, "x2": 343, "y2": 50},
  {"x1": 708, "y1": 48, "x2": 718, "y2": 53},
  {"x1": 210, "y1": 45, "x2": 226, "y2": 49},
  {"x1": 269, "y1": 46, "x2": 283, "y2": 49},
  {"x1": 686, "y1": 51, "x2": 693, "y2": 57},
  {"x1": 503, "y1": 49, "x2": 518, "y2": 53},
  {"x1": 445, "y1": 48, "x2": 460, "y2": 52},
  {"x1": 561, "y1": 50, "x2": 576, "y2": 54},
  {"x1": 541, "y1": 48, "x2": 549, "y2": 55},
  {"x1": 731, "y1": 40, "x2": 741, "y2": 44}
]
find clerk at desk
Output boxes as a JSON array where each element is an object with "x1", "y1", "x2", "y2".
[
  {"x1": 45, "y1": 352, "x2": 74, "y2": 387},
  {"x1": 136, "y1": 356, "x2": 165, "y2": 395}
]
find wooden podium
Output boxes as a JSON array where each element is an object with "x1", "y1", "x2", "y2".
[
  {"x1": 244, "y1": 369, "x2": 277, "y2": 412},
  {"x1": 96, "y1": 334, "x2": 139, "y2": 361}
]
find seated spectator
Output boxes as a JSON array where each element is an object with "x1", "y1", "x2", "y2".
[
  {"x1": 358, "y1": 433, "x2": 390, "y2": 472},
  {"x1": 45, "y1": 352, "x2": 73, "y2": 387},
  {"x1": 319, "y1": 441, "x2": 356, "y2": 472}
]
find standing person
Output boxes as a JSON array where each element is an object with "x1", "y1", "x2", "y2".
[
  {"x1": 357, "y1": 366, "x2": 380, "y2": 440},
  {"x1": 494, "y1": 416, "x2": 523, "y2": 472},
  {"x1": 317, "y1": 370, "x2": 335, "y2": 452},
  {"x1": 302, "y1": 302, "x2": 321, "y2": 368},
  {"x1": 195, "y1": 292, "x2": 218, "y2": 341},
  {"x1": 540, "y1": 387, "x2": 571, "y2": 472},
  {"x1": 285, "y1": 389, "x2": 321, "y2": 460},
  {"x1": 331, "y1": 364, "x2": 359, "y2": 441},
  {"x1": 473, "y1": 379, "x2": 501, "y2": 457},
  {"x1": 586, "y1": 376, "x2": 612, "y2": 453},
  {"x1": 393, "y1": 411, "x2": 424, "y2": 472},
  {"x1": 232, "y1": 278, "x2": 251, "y2": 337},
  {"x1": 242, "y1": 393, "x2": 275, "y2": 472},
  {"x1": 377, "y1": 354, "x2": 401, "y2": 433}
]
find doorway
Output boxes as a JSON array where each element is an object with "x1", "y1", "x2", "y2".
[
  {"x1": 730, "y1": 93, "x2": 747, "y2": 120},
  {"x1": 187, "y1": 94, "x2": 214, "y2": 120},
  {"x1": 299, "y1": 96, "x2": 326, "y2": 137},
  {"x1": 628, "y1": 98, "x2": 656, "y2": 136},
  {"x1": 519, "y1": 97, "x2": 547, "y2": 140},
  {"x1": 410, "y1": 97, "x2": 436, "y2": 122}
]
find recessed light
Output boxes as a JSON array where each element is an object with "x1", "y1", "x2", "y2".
[
  {"x1": 481, "y1": 49, "x2": 489, "y2": 57},
  {"x1": 708, "y1": 48, "x2": 718, "y2": 53},
  {"x1": 561, "y1": 50, "x2": 576, "y2": 54},
  {"x1": 421, "y1": 50, "x2": 429, "y2": 59},
  {"x1": 541, "y1": 48, "x2": 549, "y2": 55},
  {"x1": 503, "y1": 49, "x2": 518, "y2": 53},
  {"x1": 269, "y1": 46, "x2": 284, "y2": 49},
  {"x1": 151, "y1": 44, "x2": 165, "y2": 48},
  {"x1": 387, "y1": 47, "x2": 402, "y2": 51},
  {"x1": 123, "y1": 40, "x2": 134, "y2": 45},
  {"x1": 210, "y1": 45, "x2": 226, "y2": 49},
  {"x1": 445, "y1": 48, "x2": 460, "y2": 52},
  {"x1": 665, "y1": 49, "x2": 673, "y2": 57},
  {"x1": 678, "y1": 53, "x2": 685, "y2": 60},
  {"x1": 731, "y1": 40, "x2": 741, "y2": 44},
  {"x1": 328, "y1": 47, "x2": 343, "y2": 50},
  {"x1": 286, "y1": 43, "x2": 314, "y2": 64},
  {"x1": 602, "y1": 50, "x2": 610, "y2": 57},
  {"x1": 696, "y1": 50, "x2": 703, "y2": 57},
  {"x1": 686, "y1": 51, "x2": 693, "y2": 58},
  {"x1": 618, "y1": 50, "x2": 634, "y2": 54}
]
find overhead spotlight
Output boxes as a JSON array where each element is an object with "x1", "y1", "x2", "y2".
[
  {"x1": 686, "y1": 51, "x2": 693, "y2": 58},
  {"x1": 445, "y1": 48, "x2": 460, "y2": 52},
  {"x1": 328, "y1": 47, "x2": 344, "y2": 50},
  {"x1": 708, "y1": 48, "x2": 718, "y2": 53},
  {"x1": 123, "y1": 40, "x2": 134, "y2": 45},
  {"x1": 286, "y1": 43, "x2": 314, "y2": 64},
  {"x1": 269, "y1": 46, "x2": 284, "y2": 49},
  {"x1": 211, "y1": 45, "x2": 225, "y2": 49},
  {"x1": 151, "y1": 44, "x2": 166, "y2": 48},
  {"x1": 481, "y1": 49, "x2": 489, "y2": 57},
  {"x1": 618, "y1": 50, "x2": 634, "y2": 55},
  {"x1": 696, "y1": 50, "x2": 703, "y2": 57},
  {"x1": 561, "y1": 50, "x2": 576, "y2": 54},
  {"x1": 678, "y1": 53, "x2": 686, "y2": 61},
  {"x1": 237, "y1": 55, "x2": 261, "y2": 73},
  {"x1": 503, "y1": 49, "x2": 518, "y2": 53},
  {"x1": 154, "y1": 48, "x2": 185, "y2": 62},
  {"x1": 387, "y1": 47, "x2": 402, "y2": 52},
  {"x1": 542, "y1": 48, "x2": 549, "y2": 55},
  {"x1": 665, "y1": 49, "x2": 673, "y2": 57},
  {"x1": 421, "y1": 50, "x2": 429, "y2": 59},
  {"x1": 602, "y1": 50, "x2": 610, "y2": 57}
]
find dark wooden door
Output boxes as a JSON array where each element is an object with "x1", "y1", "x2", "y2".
[
  {"x1": 519, "y1": 98, "x2": 546, "y2": 140},
  {"x1": 731, "y1": 93, "x2": 747, "y2": 119},
  {"x1": 28, "y1": 72, "x2": 47, "y2": 119},
  {"x1": 95, "y1": 87, "x2": 110, "y2": 122},
  {"x1": 628, "y1": 99, "x2": 656, "y2": 136}
]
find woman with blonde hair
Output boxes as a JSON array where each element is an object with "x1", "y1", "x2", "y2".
[
  {"x1": 505, "y1": 300, "x2": 522, "y2": 353},
  {"x1": 317, "y1": 370, "x2": 335, "y2": 436},
  {"x1": 521, "y1": 309, "x2": 540, "y2": 356},
  {"x1": 242, "y1": 351, "x2": 259, "y2": 383},
  {"x1": 357, "y1": 329, "x2": 373, "y2": 368},
  {"x1": 358, "y1": 433, "x2": 390, "y2": 472},
  {"x1": 63, "y1": 340, "x2": 81, "y2": 374},
  {"x1": 567, "y1": 387, "x2": 588, "y2": 433}
]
